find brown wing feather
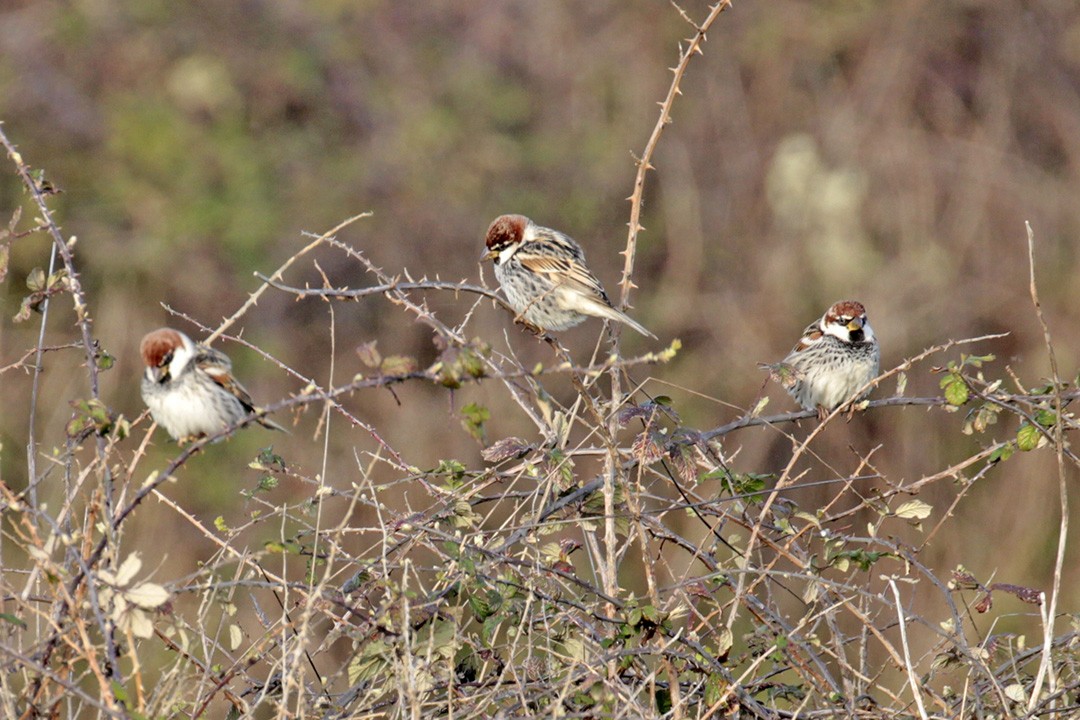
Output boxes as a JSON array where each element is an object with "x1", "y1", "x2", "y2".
[
  {"x1": 516, "y1": 253, "x2": 612, "y2": 304},
  {"x1": 792, "y1": 325, "x2": 824, "y2": 353},
  {"x1": 195, "y1": 345, "x2": 258, "y2": 412}
]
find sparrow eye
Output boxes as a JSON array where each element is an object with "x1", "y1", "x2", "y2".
[{"x1": 159, "y1": 351, "x2": 173, "y2": 368}]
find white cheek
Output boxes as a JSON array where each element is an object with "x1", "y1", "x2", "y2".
[
  {"x1": 169, "y1": 347, "x2": 195, "y2": 381},
  {"x1": 498, "y1": 245, "x2": 518, "y2": 264},
  {"x1": 822, "y1": 324, "x2": 848, "y2": 342}
]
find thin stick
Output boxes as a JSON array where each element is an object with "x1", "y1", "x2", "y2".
[
  {"x1": 887, "y1": 578, "x2": 929, "y2": 720},
  {"x1": 1026, "y1": 221, "x2": 1068, "y2": 712},
  {"x1": 619, "y1": 0, "x2": 733, "y2": 308}
]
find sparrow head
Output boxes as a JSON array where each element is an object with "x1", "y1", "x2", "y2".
[
  {"x1": 821, "y1": 300, "x2": 874, "y2": 344},
  {"x1": 140, "y1": 328, "x2": 196, "y2": 384},
  {"x1": 482, "y1": 214, "x2": 530, "y2": 263}
]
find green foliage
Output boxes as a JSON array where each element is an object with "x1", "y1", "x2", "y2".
[{"x1": 459, "y1": 402, "x2": 490, "y2": 443}]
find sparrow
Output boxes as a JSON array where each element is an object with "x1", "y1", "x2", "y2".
[
  {"x1": 139, "y1": 328, "x2": 284, "y2": 443},
  {"x1": 763, "y1": 300, "x2": 880, "y2": 420},
  {"x1": 481, "y1": 214, "x2": 656, "y2": 338}
]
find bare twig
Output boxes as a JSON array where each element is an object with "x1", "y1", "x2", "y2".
[
  {"x1": 1026, "y1": 221, "x2": 1068, "y2": 712},
  {"x1": 619, "y1": 0, "x2": 733, "y2": 308}
]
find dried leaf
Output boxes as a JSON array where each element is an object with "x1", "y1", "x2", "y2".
[
  {"x1": 481, "y1": 437, "x2": 532, "y2": 463},
  {"x1": 355, "y1": 341, "x2": 381, "y2": 368},
  {"x1": 380, "y1": 355, "x2": 417, "y2": 375},
  {"x1": 229, "y1": 624, "x2": 243, "y2": 651},
  {"x1": 893, "y1": 500, "x2": 932, "y2": 520},
  {"x1": 126, "y1": 582, "x2": 170, "y2": 610}
]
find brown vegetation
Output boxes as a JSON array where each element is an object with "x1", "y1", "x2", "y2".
[{"x1": 2, "y1": 1, "x2": 1080, "y2": 717}]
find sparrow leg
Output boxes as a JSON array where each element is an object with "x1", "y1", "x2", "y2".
[
  {"x1": 513, "y1": 315, "x2": 545, "y2": 335},
  {"x1": 816, "y1": 405, "x2": 829, "y2": 422}
]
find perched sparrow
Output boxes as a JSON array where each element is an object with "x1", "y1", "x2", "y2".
[
  {"x1": 140, "y1": 328, "x2": 284, "y2": 443},
  {"x1": 764, "y1": 300, "x2": 880, "y2": 419},
  {"x1": 481, "y1": 214, "x2": 656, "y2": 338}
]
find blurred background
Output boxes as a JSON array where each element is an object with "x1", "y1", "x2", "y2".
[{"x1": 2, "y1": 0, "x2": 1079, "y2": 655}]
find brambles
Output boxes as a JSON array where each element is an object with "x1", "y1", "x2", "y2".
[{"x1": 2, "y1": 3, "x2": 1080, "y2": 718}]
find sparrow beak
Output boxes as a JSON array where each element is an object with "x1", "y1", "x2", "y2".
[
  {"x1": 846, "y1": 318, "x2": 864, "y2": 332},
  {"x1": 149, "y1": 366, "x2": 168, "y2": 384},
  {"x1": 480, "y1": 248, "x2": 498, "y2": 262}
]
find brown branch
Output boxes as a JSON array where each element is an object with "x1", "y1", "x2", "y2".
[
  {"x1": 256, "y1": 274, "x2": 507, "y2": 307},
  {"x1": 619, "y1": 0, "x2": 732, "y2": 309}
]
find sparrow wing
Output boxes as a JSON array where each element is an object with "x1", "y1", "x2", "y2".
[
  {"x1": 790, "y1": 322, "x2": 825, "y2": 354},
  {"x1": 194, "y1": 345, "x2": 258, "y2": 412},
  {"x1": 516, "y1": 250, "x2": 614, "y2": 305},
  {"x1": 195, "y1": 344, "x2": 287, "y2": 432}
]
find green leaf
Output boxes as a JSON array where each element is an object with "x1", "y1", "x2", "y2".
[
  {"x1": 468, "y1": 589, "x2": 501, "y2": 620},
  {"x1": 962, "y1": 353, "x2": 995, "y2": 368},
  {"x1": 943, "y1": 378, "x2": 969, "y2": 406},
  {"x1": 481, "y1": 615, "x2": 503, "y2": 646},
  {"x1": 251, "y1": 446, "x2": 286, "y2": 472},
  {"x1": 0, "y1": 613, "x2": 26, "y2": 630},
  {"x1": 831, "y1": 549, "x2": 891, "y2": 571},
  {"x1": 65, "y1": 398, "x2": 117, "y2": 438},
  {"x1": 1034, "y1": 409, "x2": 1057, "y2": 427},
  {"x1": 265, "y1": 539, "x2": 302, "y2": 554},
  {"x1": 705, "y1": 674, "x2": 728, "y2": 705},
  {"x1": 460, "y1": 402, "x2": 490, "y2": 443},
  {"x1": 1017, "y1": 424, "x2": 1040, "y2": 451},
  {"x1": 460, "y1": 346, "x2": 488, "y2": 378},
  {"x1": 348, "y1": 639, "x2": 390, "y2": 684},
  {"x1": 433, "y1": 459, "x2": 467, "y2": 486},
  {"x1": 655, "y1": 687, "x2": 672, "y2": 714},
  {"x1": 989, "y1": 443, "x2": 1015, "y2": 463}
]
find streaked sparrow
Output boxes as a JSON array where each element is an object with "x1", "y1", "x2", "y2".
[
  {"x1": 482, "y1": 214, "x2": 655, "y2": 338},
  {"x1": 765, "y1": 300, "x2": 880, "y2": 419},
  {"x1": 140, "y1": 328, "x2": 284, "y2": 443}
]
